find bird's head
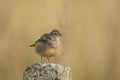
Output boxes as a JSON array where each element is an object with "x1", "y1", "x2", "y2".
[{"x1": 50, "y1": 29, "x2": 62, "y2": 37}]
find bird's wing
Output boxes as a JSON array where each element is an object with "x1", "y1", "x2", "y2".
[
  {"x1": 41, "y1": 33, "x2": 52, "y2": 42},
  {"x1": 40, "y1": 33, "x2": 50, "y2": 41},
  {"x1": 30, "y1": 33, "x2": 51, "y2": 47}
]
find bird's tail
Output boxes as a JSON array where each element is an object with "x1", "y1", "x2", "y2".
[{"x1": 30, "y1": 44, "x2": 35, "y2": 47}]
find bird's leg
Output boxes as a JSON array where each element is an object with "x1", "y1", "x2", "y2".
[
  {"x1": 53, "y1": 56, "x2": 56, "y2": 63},
  {"x1": 41, "y1": 56, "x2": 43, "y2": 63},
  {"x1": 47, "y1": 57, "x2": 50, "y2": 63}
]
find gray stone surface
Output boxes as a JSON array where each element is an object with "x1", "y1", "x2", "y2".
[{"x1": 23, "y1": 63, "x2": 71, "y2": 80}]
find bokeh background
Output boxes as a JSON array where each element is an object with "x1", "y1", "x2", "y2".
[{"x1": 0, "y1": 0, "x2": 120, "y2": 80}]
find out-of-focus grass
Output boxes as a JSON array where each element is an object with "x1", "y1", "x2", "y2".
[{"x1": 0, "y1": 0, "x2": 120, "y2": 80}]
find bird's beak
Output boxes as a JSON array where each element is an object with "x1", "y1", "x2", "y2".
[{"x1": 59, "y1": 33, "x2": 63, "y2": 36}]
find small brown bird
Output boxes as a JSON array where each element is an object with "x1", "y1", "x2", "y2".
[{"x1": 30, "y1": 29, "x2": 62, "y2": 62}]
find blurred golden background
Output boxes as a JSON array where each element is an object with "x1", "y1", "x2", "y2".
[{"x1": 0, "y1": 0, "x2": 120, "y2": 80}]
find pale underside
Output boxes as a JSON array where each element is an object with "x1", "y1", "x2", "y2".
[{"x1": 35, "y1": 41, "x2": 61, "y2": 57}]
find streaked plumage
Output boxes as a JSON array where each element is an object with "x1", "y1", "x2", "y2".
[{"x1": 30, "y1": 29, "x2": 62, "y2": 62}]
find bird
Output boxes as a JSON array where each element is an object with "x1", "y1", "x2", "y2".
[{"x1": 30, "y1": 29, "x2": 62, "y2": 62}]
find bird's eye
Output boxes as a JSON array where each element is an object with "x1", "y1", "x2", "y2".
[
  {"x1": 55, "y1": 33, "x2": 57, "y2": 35},
  {"x1": 52, "y1": 32, "x2": 57, "y2": 35}
]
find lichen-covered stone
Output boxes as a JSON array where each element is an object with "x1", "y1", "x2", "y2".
[{"x1": 23, "y1": 63, "x2": 71, "y2": 80}]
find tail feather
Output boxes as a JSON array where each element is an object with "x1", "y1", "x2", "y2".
[{"x1": 30, "y1": 44, "x2": 35, "y2": 47}]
